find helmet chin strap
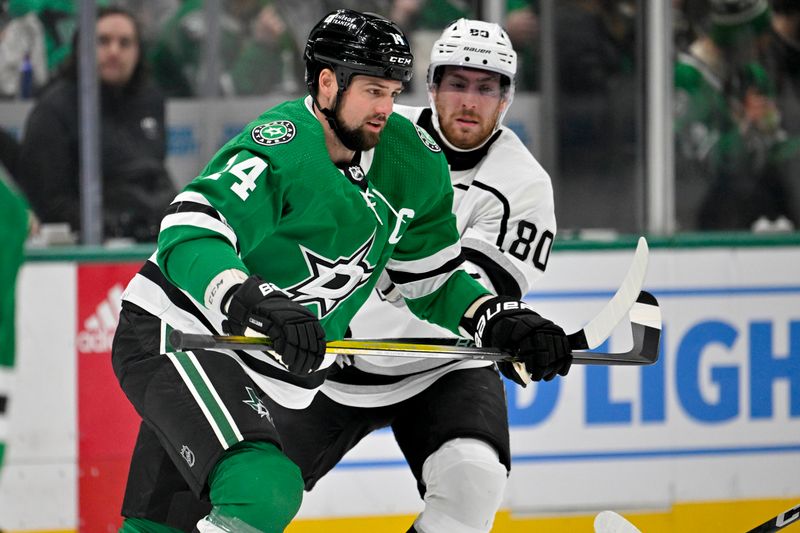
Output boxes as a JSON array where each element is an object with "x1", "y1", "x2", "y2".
[{"x1": 312, "y1": 92, "x2": 362, "y2": 152}]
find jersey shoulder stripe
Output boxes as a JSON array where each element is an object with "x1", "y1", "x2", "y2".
[{"x1": 164, "y1": 200, "x2": 222, "y2": 222}]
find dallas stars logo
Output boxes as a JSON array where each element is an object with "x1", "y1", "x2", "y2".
[
  {"x1": 252, "y1": 120, "x2": 296, "y2": 146},
  {"x1": 242, "y1": 387, "x2": 273, "y2": 424},
  {"x1": 415, "y1": 124, "x2": 441, "y2": 152},
  {"x1": 285, "y1": 234, "x2": 376, "y2": 318}
]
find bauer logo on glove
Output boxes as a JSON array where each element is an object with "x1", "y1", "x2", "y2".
[
  {"x1": 474, "y1": 299, "x2": 533, "y2": 346},
  {"x1": 471, "y1": 295, "x2": 572, "y2": 385}
]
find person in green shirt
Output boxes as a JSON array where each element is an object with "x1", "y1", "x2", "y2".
[
  {"x1": 149, "y1": 0, "x2": 298, "y2": 97},
  {"x1": 0, "y1": 166, "x2": 33, "y2": 472},
  {"x1": 674, "y1": 0, "x2": 798, "y2": 230}
]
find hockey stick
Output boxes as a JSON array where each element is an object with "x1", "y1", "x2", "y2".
[
  {"x1": 328, "y1": 291, "x2": 658, "y2": 365},
  {"x1": 169, "y1": 237, "x2": 659, "y2": 365},
  {"x1": 745, "y1": 503, "x2": 800, "y2": 533},
  {"x1": 168, "y1": 290, "x2": 660, "y2": 365},
  {"x1": 594, "y1": 503, "x2": 800, "y2": 533},
  {"x1": 569, "y1": 236, "x2": 650, "y2": 350},
  {"x1": 594, "y1": 510, "x2": 642, "y2": 533}
]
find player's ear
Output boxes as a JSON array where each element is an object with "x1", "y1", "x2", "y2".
[
  {"x1": 498, "y1": 97, "x2": 509, "y2": 115},
  {"x1": 318, "y1": 68, "x2": 338, "y2": 102}
]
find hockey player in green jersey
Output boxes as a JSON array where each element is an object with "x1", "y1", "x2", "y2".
[
  {"x1": 112, "y1": 9, "x2": 572, "y2": 533},
  {"x1": 0, "y1": 166, "x2": 32, "y2": 475}
]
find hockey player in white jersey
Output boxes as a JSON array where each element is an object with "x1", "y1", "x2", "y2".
[{"x1": 271, "y1": 19, "x2": 560, "y2": 533}]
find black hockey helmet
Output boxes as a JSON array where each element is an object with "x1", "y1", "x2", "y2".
[{"x1": 304, "y1": 9, "x2": 414, "y2": 95}]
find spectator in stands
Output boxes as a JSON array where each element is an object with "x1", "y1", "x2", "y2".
[
  {"x1": 23, "y1": 0, "x2": 77, "y2": 72},
  {"x1": 506, "y1": 0, "x2": 540, "y2": 90},
  {"x1": 674, "y1": 0, "x2": 709, "y2": 53},
  {"x1": 0, "y1": 6, "x2": 48, "y2": 99},
  {"x1": 765, "y1": 0, "x2": 800, "y2": 133},
  {"x1": 674, "y1": 0, "x2": 798, "y2": 230},
  {"x1": 122, "y1": 0, "x2": 179, "y2": 50},
  {"x1": 763, "y1": 0, "x2": 800, "y2": 224},
  {"x1": 149, "y1": 0, "x2": 298, "y2": 97},
  {"x1": 16, "y1": 6, "x2": 175, "y2": 243}
]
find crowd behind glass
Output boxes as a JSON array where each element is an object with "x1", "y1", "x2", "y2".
[{"x1": 1, "y1": 0, "x2": 798, "y2": 242}]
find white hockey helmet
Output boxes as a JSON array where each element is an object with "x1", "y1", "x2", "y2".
[
  {"x1": 427, "y1": 19, "x2": 517, "y2": 140},
  {"x1": 429, "y1": 19, "x2": 516, "y2": 82}
]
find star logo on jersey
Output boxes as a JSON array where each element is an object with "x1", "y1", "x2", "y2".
[
  {"x1": 285, "y1": 234, "x2": 376, "y2": 318},
  {"x1": 252, "y1": 120, "x2": 296, "y2": 146},
  {"x1": 414, "y1": 124, "x2": 441, "y2": 152},
  {"x1": 242, "y1": 387, "x2": 273, "y2": 424}
]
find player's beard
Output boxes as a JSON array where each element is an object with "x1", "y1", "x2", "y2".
[
  {"x1": 439, "y1": 109, "x2": 497, "y2": 150},
  {"x1": 335, "y1": 107, "x2": 384, "y2": 151}
]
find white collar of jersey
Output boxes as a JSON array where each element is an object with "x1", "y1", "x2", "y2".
[
  {"x1": 360, "y1": 146, "x2": 375, "y2": 174},
  {"x1": 304, "y1": 95, "x2": 375, "y2": 174},
  {"x1": 304, "y1": 94, "x2": 316, "y2": 117}
]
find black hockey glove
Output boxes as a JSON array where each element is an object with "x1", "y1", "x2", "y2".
[
  {"x1": 221, "y1": 275, "x2": 326, "y2": 375},
  {"x1": 472, "y1": 296, "x2": 572, "y2": 386}
]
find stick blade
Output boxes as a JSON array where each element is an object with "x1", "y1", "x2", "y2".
[
  {"x1": 580, "y1": 236, "x2": 649, "y2": 349},
  {"x1": 631, "y1": 290, "x2": 661, "y2": 364},
  {"x1": 573, "y1": 290, "x2": 661, "y2": 366},
  {"x1": 594, "y1": 511, "x2": 643, "y2": 533}
]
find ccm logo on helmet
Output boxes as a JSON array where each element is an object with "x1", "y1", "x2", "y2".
[{"x1": 389, "y1": 56, "x2": 411, "y2": 65}]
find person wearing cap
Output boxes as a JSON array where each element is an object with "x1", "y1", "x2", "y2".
[
  {"x1": 268, "y1": 19, "x2": 558, "y2": 533},
  {"x1": 110, "y1": 9, "x2": 572, "y2": 533},
  {"x1": 674, "y1": 0, "x2": 798, "y2": 229}
]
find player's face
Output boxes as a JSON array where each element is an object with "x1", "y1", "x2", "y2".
[
  {"x1": 432, "y1": 67, "x2": 507, "y2": 150},
  {"x1": 336, "y1": 75, "x2": 404, "y2": 150},
  {"x1": 96, "y1": 14, "x2": 139, "y2": 87}
]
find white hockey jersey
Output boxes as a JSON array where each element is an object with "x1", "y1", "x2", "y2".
[{"x1": 322, "y1": 104, "x2": 557, "y2": 407}]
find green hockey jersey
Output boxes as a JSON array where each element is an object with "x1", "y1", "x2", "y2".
[
  {"x1": 0, "y1": 169, "x2": 28, "y2": 369},
  {"x1": 122, "y1": 96, "x2": 490, "y2": 408}
]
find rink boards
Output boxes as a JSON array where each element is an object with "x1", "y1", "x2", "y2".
[{"x1": 0, "y1": 242, "x2": 798, "y2": 532}]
